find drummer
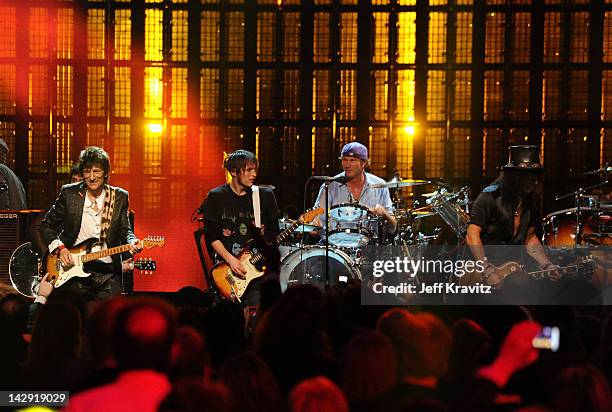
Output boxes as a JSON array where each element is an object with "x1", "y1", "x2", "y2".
[{"x1": 313, "y1": 142, "x2": 397, "y2": 239}]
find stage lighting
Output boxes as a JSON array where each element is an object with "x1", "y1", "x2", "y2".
[
  {"x1": 147, "y1": 123, "x2": 163, "y2": 134},
  {"x1": 403, "y1": 125, "x2": 416, "y2": 136}
]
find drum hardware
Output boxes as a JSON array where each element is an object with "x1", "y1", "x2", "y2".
[
  {"x1": 583, "y1": 164, "x2": 611, "y2": 175},
  {"x1": 554, "y1": 177, "x2": 609, "y2": 246},
  {"x1": 577, "y1": 195, "x2": 600, "y2": 209},
  {"x1": 391, "y1": 183, "x2": 471, "y2": 246},
  {"x1": 422, "y1": 187, "x2": 470, "y2": 205},
  {"x1": 425, "y1": 188, "x2": 470, "y2": 238},
  {"x1": 542, "y1": 207, "x2": 612, "y2": 247}
]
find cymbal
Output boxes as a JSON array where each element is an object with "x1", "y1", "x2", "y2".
[
  {"x1": 371, "y1": 179, "x2": 431, "y2": 189},
  {"x1": 411, "y1": 211, "x2": 436, "y2": 219}
]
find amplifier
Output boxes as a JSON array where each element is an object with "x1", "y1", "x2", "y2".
[{"x1": 0, "y1": 210, "x2": 44, "y2": 286}]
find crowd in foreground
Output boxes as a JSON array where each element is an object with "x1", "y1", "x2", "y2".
[{"x1": 0, "y1": 280, "x2": 611, "y2": 412}]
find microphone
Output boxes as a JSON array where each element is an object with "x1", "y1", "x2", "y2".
[{"x1": 312, "y1": 175, "x2": 350, "y2": 184}]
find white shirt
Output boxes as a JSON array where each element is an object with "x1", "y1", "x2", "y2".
[
  {"x1": 49, "y1": 191, "x2": 113, "y2": 263},
  {"x1": 314, "y1": 171, "x2": 394, "y2": 236}
]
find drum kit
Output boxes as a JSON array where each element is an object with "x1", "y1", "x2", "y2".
[
  {"x1": 278, "y1": 166, "x2": 611, "y2": 292},
  {"x1": 277, "y1": 178, "x2": 471, "y2": 291},
  {"x1": 542, "y1": 197, "x2": 612, "y2": 247},
  {"x1": 542, "y1": 167, "x2": 611, "y2": 248}
]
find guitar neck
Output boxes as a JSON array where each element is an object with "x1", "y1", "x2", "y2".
[
  {"x1": 249, "y1": 220, "x2": 304, "y2": 265},
  {"x1": 81, "y1": 244, "x2": 132, "y2": 263},
  {"x1": 527, "y1": 263, "x2": 579, "y2": 280}
]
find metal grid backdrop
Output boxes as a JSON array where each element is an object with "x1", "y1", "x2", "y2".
[{"x1": 0, "y1": 0, "x2": 610, "y2": 215}]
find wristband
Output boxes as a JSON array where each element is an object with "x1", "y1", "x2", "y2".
[{"x1": 34, "y1": 295, "x2": 47, "y2": 305}]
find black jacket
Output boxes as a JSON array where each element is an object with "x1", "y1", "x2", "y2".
[{"x1": 40, "y1": 182, "x2": 136, "y2": 266}]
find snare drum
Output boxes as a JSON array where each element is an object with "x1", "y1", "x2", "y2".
[
  {"x1": 328, "y1": 228, "x2": 371, "y2": 249},
  {"x1": 279, "y1": 246, "x2": 361, "y2": 292}
]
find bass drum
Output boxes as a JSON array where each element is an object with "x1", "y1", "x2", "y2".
[
  {"x1": 9, "y1": 242, "x2": 43, "y2": 298},
  {"x1": 279, "y1": 246, "x2": 361, "y2": 292},
  {"x1": 542, "y1": 207, "x2": 612, "y2": 247}
]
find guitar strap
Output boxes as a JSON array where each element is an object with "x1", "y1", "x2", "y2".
[
  {"x1": 252, "y1": 185, "x2": 261, "y2": 228},
  {"x1": 100, "y1": 185, "x2": 116, "y2": 244}
]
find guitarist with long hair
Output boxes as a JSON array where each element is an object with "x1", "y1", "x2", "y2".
[
  {"x1": 40, "y1": 146, "x2": 143, "y2": 301},
  {"x1": 200, "y1": 150, "x2": 280, "y2": 305},
  {"x1": 465, "y1": 145, "x2": 561, "y2": 294}
]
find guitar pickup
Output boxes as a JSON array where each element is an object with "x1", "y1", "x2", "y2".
[{"x1": 225, "y1": 274, "x2": 236, "y2": 286}]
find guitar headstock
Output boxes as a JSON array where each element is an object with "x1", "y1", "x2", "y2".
[
  {"x1": 142, "y1": 236, "x2": 165, "y2": 249},
  {"x1": 299, "y1": 207, "x2": 324, "y2": 224},
  {"x1": 134, "y1": 257, "x2": 156, "y2": 274}
]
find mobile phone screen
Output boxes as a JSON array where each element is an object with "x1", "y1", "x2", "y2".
[{"x1": 532, "y1": 326, "x2": 560, "y2": 352}]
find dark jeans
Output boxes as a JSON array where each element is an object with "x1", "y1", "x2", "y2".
[{"x1": 61, "y1": 262, "x2": 122, "y2": 302}]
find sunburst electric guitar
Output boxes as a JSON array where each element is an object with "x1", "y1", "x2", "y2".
[
  {"x1": 45, "y1": 236, "x2": 165, "y2": 288},
  {"x1": 212, "y1": 207, "x2": 322, "y2": 301}
]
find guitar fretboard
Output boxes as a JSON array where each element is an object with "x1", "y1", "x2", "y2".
[
  {"x1": 527, "y1": 263, "x2": 587, "y2": 280},
  {"x1": 249, "y1": 220, "x2": 304, "y2": 266},
  {"x1": 81, "y1": 244, "x2": 134, "y2": 263}
]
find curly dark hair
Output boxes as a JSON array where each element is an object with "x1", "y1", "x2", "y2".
[
  {"x1": 78, "y1": 146, "x2": 111, "y2": 176},
  {"x1": 223, "y1": 150, "x2": 258, "y2": 174}
]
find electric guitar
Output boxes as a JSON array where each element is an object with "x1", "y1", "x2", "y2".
[
  {"x1": 46, "y1": 236, "x2": 165, "y2": 288},
  {"x1": 458, "y1": 256, "x2": 594, "y2": 288},
  {"x1": 128, "y1": 258, "x2": 157, "y2": 274},
  {"x1": 211, "y1": 207, "x2": 322, "y2": 301}
]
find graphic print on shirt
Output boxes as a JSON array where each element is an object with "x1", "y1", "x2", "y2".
[{"x1": 221, "y1": 219, "x2": 234, "y2": 238}]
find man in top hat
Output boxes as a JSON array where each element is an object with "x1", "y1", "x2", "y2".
[
  {"x1": 313, "y1": 142, "x2": 397, "y2": 238},
  {"x1": 466, "y1": 145, "x2": 560, "y2": 289},
  {"x1": 0, "y1": 138, "x2": 27, "y2": 210}
]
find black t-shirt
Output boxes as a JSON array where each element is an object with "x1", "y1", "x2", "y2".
[
  {"x1": 468, "y1": 184, "x2": 540, "y2": 246},
  {"x1": 201, "y1": 184, "x2": 279, "y2": 260}
]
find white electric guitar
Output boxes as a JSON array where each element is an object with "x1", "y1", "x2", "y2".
[{"x1": 45, "y1": 236, "x2": 165, "y2": 288}]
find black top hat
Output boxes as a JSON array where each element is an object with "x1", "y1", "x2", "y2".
[{"x1": 502, "y1": 145, "x2": 544, "y2": 172}]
